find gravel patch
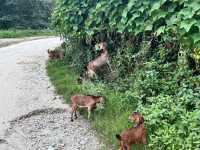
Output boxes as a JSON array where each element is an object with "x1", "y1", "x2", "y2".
[
  {"x1": 4, "y1": 108, "x2": 103, "y2": 150},
  {"x1": 0, "y1": 38, "x2": 104, "y2": 150}
]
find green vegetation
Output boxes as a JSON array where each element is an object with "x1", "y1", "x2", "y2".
[
  {"x1": 50, "y1": 0, "x2": 200, "y2": 149},
  {"x1": 0, "y1": 0, "x2": 54, "y2": 29},
  {"x1": 53, "y1": 0, "x2": 200, "y2": 48},
  {"x1": 0, "y1": 0, "x2": 55, "y2": 38},
  {"x1": 0, "y1": 30, "x2": 55, "y2": 38},
  {"x1": 47, "y1": 60, "x2": 139, "y2": 149}
]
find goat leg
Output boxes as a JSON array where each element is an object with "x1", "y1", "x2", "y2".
[
  {"x1": 142, "y1": 136, "x2": 147, "y2": 145},
  {"x1": 88, "y1": 107, "x2": 92, "y2": 119},
  {"x1": 126, "y1": 144, "x2": 131, "y2": 150},
  {"x1": 106, "y1": 60, "x2": 113, "y2": 72},
  {"x1": 71, "y1": 111, "x2": 74, "y2": 122},
  {"x1": 75, "y1": 110, "x2": 78, "y2": 119},
  {"x1": 119, "y1": 141, "x2": 124, "y2": 150},
  {"x1": 71, "y1": 105, "x2": 77, "y2": 122},
  {"x1": 87, "y1": 69, "x2": 96, "y2": 79}
]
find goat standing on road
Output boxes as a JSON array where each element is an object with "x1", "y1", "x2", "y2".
[
  {"x1": 116, "y1": 112, "x2": 147, "y2": 150},
  {"x1": 70, "y1": 94, "x2": 105, "y2": 122}
]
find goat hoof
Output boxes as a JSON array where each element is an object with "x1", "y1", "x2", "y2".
[{"x1": 71, "y1": 119, "x2": 74, "y2": 122}]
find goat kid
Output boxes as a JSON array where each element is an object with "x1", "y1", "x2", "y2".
[
  {"x1": 71, "y1": 94, "x2": 105, "y2": 122},
  {"x1": 47, "y1": 49, "x2": 64, "y2": 59},
  {"x1": 86, "y1": 42, "x2": 111, "y2": 78},
  {"x1": 116, "y1": 112, "x2": 147, "y2": 150}
]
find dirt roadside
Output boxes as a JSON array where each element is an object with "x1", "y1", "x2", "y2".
[{"x1": 0, "y1": 38, "x2": 104, "y2": 150}]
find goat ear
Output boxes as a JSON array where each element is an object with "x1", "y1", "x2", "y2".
[
  {"x1": 116, "y1": 134, "x2": 121, "y2": 140},
  {"x1": 139, "y1": 116, "x2": 144, "y2": 124},
  {"x1": 103, "y1": 42, "x2": 107, "y2": 48}
]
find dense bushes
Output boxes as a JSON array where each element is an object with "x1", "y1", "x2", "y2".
[
  {"x1": 53, "y1": 0, "x2": 200, "y2": 47},
  {"x1": 0, "y1": 0, "x2": 54, "y2": 29},
  {"x1": 52, "y1": 0, "x2": 200, "y2": 149}
]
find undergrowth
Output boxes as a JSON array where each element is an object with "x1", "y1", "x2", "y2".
[
  {"x1": 47, "y1": 60, "x2": 144, "y2": 149},
  {"x1": 49, "y1": 0, "x2": 200, "y2": 149},
  {"x1": 47, "y1": 44, "x2": 200, "y2": 149}
]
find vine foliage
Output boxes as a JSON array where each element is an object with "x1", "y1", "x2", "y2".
[
  {"x1": 52, "y1": 0, "x2": 200, "y2": 149},
  {"x1": 53, "y1": 0, "x2": 200, "y2": 48}
]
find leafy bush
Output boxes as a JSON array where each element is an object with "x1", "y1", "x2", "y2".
[
  {"x1": 53, "y1": 0, "x2": 200, "y2": 48},
  {"x1": 51, "y1": 0, "x2": 200, "y2": 149},
  {"x1": 137, "y1": 93, "x2": 200, "y2": 149}
]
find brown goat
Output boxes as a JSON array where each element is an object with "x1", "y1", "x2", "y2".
[
  {"x1": 86, "y1": 42, "x2": 110, "y2": 78},
  {"x1": 116, "y1": 112, "x2": 147, "y2": 150},
  {"x1": 47, "y1": 49, "x2": 64, "y2": 59},
  {"x1": 71, "y1": 94, "x2": 105, "y2": 121}
]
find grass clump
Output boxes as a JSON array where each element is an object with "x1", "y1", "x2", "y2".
[{"x1": 46, "y1": 60, "x2": 142, "y2": 149}]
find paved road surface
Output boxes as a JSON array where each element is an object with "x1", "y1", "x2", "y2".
[
  {"x1": 0, "y1": 36, "x2": 53, "y2": 48},
  {"x1": 0, "y1": 38, "x2": 103, "y2": 150}
]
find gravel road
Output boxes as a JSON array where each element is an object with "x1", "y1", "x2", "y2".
[{"x1": 0, "y1": 38, "x2": 104, "y2": 150}]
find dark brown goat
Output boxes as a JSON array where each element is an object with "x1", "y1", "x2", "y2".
[
  {"x1": 71, "y1": 94, "x2": 105, "y2": 121},
  {"x1": 116, "y1": 112, "x2": 147, "y2": 150}
]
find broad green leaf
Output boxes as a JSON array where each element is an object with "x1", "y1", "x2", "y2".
[
  {"x1": 156, "y1": 26, "x2": 165, "y2": 36},
  {"x1": 191, "y1": 33, "x2": 200, "y2": 44},
  {"x1": 122, "y1": 10, "x2": 128, "y2": 18},
  {"x1": 166, "y1": 14, "x2": 179, "y2": 26},
  {"x1": 150, "y1": 2, "x2": 161, "y2": 13},
  {"x1": 186, "y1": 1, "x2": 200, "y2": 12},
  {"x1": 145, "y1": 24, "x2": 153, "y2": 31},
  {"x1": 178, "y1": 7, "x2": 194, "y2": 19},
  {"x1": 151, "y1": 10, "x2": 168, "y2": 21},
  {"x1": 180, "y1": 19, "x2": 197, "y2": 32},
  {"x1": 127, "y1": 0, "x2": 136, "y2": 10}
]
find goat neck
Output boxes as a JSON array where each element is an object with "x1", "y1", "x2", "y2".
[
  {"x1": 134, "y1": 121, "x2": 144, "y2": 128},
  {"x1": 100, "y1": 47, "x2": 108, "y2": 54}
]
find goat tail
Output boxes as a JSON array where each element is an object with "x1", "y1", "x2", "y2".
[{"x1": 116, "y1": 134, "x2": 121, "y2": 140}]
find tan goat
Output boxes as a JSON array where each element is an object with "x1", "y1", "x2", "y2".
[
  {"x1": 70, "y1": 94, "x2": 105, "y2": 121},
  {"x1": 86, "y1": 42, "x2": 110, "y2": 78},
  {"x1": 47, "y1": 49, "x2": 64, "y2": 59},
  {"x1": 116, "y1": 112, "x2": 147, "y2": 150}
]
